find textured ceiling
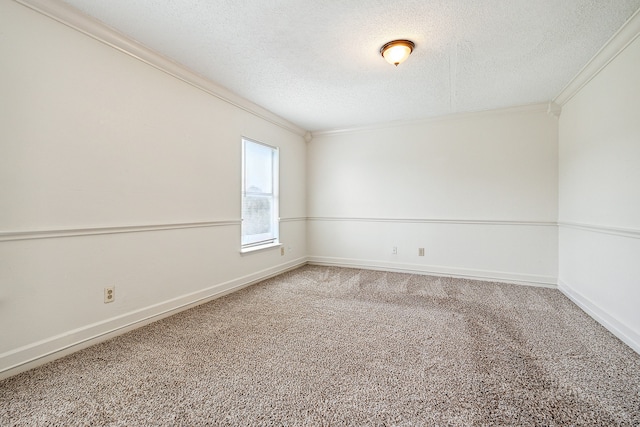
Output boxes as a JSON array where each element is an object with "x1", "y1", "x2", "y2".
[{"x1": 60, "y1": 0, "x2": 640, "y2": 132}]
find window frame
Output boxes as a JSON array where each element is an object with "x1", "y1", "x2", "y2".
[{"x1": 240, "y1": 137, "x2": 280, "y2": 252}]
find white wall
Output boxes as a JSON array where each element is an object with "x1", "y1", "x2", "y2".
[
  {"x1": 0, "y1": 1, "x2": 307, "y2": 378},
  {"x1": 3, "y1": 1, "x2": 638, "y2": 380},
  {"x1": 558, "y1": 33, "x2": 640, "y2": 352},
  {"x1": 308, "y1": 107, "x2": 559, "y2": 285}
]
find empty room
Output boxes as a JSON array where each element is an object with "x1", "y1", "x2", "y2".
[{"x1": 1, "y1": 0, "x2": 639, "y2": 425}]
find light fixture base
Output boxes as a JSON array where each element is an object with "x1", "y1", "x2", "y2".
[{"x1": 380, "y1": 39, "x2": 415, "y2": 66}]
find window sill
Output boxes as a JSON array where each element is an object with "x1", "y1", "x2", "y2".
[{"x1": 240, "y1": 242, "x2": 282, "y2": 254}]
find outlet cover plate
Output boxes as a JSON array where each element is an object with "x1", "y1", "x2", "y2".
[{"x1": 104, "y1": 287, "x2": 115, "y2": 303}]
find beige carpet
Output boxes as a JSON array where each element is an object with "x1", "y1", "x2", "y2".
[{"x1": 1, "y1": 265, "x2": 639, "y2": 426}]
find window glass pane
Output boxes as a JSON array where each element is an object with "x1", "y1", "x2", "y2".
[
  {"x1": 244, "y1": 141, "x2": 273, "y2": 194},
  {"x1": 242, "y1": 195, "x2": 272, "y2": 238},
  {"x1": 241, "y1": 138, "x2": 278, "y2": 249}
]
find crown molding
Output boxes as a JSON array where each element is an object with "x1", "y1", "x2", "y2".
[
  {"x1": 311, "y1": 103, "x2": 550, "y2": 138},
  {"x1": 554, "y1": 7, "x2": 640, "y2": 106},
  {"x1": 13, "y1": 0, "x2": 307, "y2": 137},
  {"x1": 304, "y1": 132, "x2": 313, "y2": 143},
  {"x1": 546, "y1": 102, "x2": 562, "y2": 119}
]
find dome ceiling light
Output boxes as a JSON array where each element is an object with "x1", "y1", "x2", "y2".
[{"x1": 380, "y1": 39, "x2": 415, "y2": 66}]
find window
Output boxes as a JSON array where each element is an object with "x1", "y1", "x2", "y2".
[{"x1": 241, "y1": 138, "x2": 279, "y2": 251}]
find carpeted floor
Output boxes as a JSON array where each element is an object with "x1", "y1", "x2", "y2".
[{"x1": 1, "y1": 265, "x2": 639, "y2": 426}]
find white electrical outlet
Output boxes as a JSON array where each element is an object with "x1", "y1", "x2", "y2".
[
  {"x1": 392, "y1": 246, "x2": 398, "y2": 255},
  {"x1": 419, "y1": 248, "x2": 425, "y2": 256},
  {"x1": 104, "y1": 286, "x2": 115, "y2": 303}
]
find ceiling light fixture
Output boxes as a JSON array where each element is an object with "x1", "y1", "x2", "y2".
[{"x1": 380, "y1": 39, "x2": 415, "y2": 66}]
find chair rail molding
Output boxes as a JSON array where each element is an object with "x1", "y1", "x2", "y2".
[
  {"x1": 0, "y1": 220, "x2": 241, "y2": 242},
  {"x1": 308, "y1": 217, "x2": 556, "y2": 227},
  {"x1": 558, "y1": 221, "x2": 640, "y2": 239}
]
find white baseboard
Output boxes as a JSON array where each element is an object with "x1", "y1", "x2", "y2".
[
  {"x1": 0, "y1": 257, "x2": 308, "y2": 380},
  {"x1": 307, "y1": 256, "x2": 557, "y2": 288},
  {"x1": 558, "y1": 279, "x2": 640, "y2": 355}
]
